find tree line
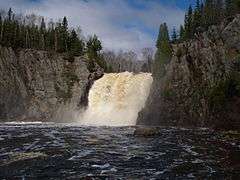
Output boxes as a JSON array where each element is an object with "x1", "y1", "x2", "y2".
[
  {"x1": 0, "y1": 8, "x2": 106, "y2": 70},
  {"x1": 103, "y1": 48, "x2": 153, "y2": 73},
  {"x1": 176, "y1": 0, "x2": 240, "y2": 41}
]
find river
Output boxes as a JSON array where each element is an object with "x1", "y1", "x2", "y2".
[{"x1": 0, "y1": 123, "x2": 239, "y2": 179}]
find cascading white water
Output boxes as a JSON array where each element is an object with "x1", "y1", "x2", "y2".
[{"x1": 79, "y1": 72, "x2": 153, "y2": 126}]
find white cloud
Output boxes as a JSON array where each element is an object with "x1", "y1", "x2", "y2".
[{"x1": 0, "y1": 0, "x2": 185, "y2": 53}]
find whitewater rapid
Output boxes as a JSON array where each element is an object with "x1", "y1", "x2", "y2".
[{"x1": 79, "y1": 72, "x2": 153, "y2": 126}]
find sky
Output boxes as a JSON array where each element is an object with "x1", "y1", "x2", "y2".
[{"x1": 0, "y1": 0, "x2": 196, "y2": 53}]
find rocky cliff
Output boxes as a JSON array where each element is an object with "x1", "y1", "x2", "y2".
[
  {"x1": 138, "y1": 15, "x2": 240, "y2": 130},
  {"x1": 0, "y1": 47, "x2": 103, "y2": 122}
]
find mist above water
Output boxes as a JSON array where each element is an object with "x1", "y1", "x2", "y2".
[{"x1": 78, "y1": 72, "x2": 153, "y2": 126}]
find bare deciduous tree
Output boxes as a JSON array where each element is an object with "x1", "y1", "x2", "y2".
[{"x1": 141, "y1": 48, "x2": 154, "y2": 72}]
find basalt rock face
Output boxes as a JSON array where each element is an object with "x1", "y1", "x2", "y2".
[
  {"x1": 0, "y1": 47, "x2": 103, "y2": 122},
  {"x1": 138, "y1": 15, "x2": 240, "y2": 130}
]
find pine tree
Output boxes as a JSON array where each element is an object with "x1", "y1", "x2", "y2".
[
  {"x1": 215, "y1": 0, "x2": 224, "y2": 24},
  {"x1": 226, "y1": 0, "x2": 235, "y2": 17},
  {"x1": 4, "y1": 8, "x2": 15, "y2": 47},
  {"x1": 69, "y1": 29, "x2": 84, "y2": 56},
  {"x1": 7, "y1": 8, "x2": 13, "y2": 21},
  {"x1": 0, "y1": 13, "x2": 2, "y2": 44},
  {"x1": 164, "y1": 0, "x2": 240, "y2": 43},
  {"x1": 204, "y1": 0, "x2": 219, "y2": 27},
  {"x1": 46, "y1": 20, "x2": 55, "y2": 50},
  {"x1": 193, "y1": 0, "x2": 202, "y2": 33},
  {"x1": 62, "y1": 16, "x2": 68, "y2": 30},
  {"x1": 226, "y1": 0, "x2": 240, "y2": 16},
  {"x1": 171, "y1": 27, "x2": 177, "y2": 43},
  {"x1": 0, "y1": 8, "x2": 87, "y2": 55},
  {"x1": 235, "y1": 0, "x2": 240, "y2": 12},
  {"x1": 179, "y1": 25, "x2": 185, "y2": 41},
  {"x1": 14, "y1": 22, "x2": 21, "y2": 49},
  {"x1": 55, "y1": 22, "x2": 61, "y2": 52},
  {"x1": 40, "y1": 17, "x2": 46, "y2": 50},
  {"x1": 86, "y1": 34, "x2": 107, "y2": 70},
  {"x1": 62, "y1": 16, "x2": 68, "y2": 52},
  {"x1": 40, "y1": 17, "x2": 46, "y2": 32},
  {"x1": 0, "y1": 8, "x2": 91, "y2": 59},
  {"x1": 154, "y1": 23, "x2": 172, "y2": 79},
  {"x1": 12, "y1": 19, "x2": 18, "y2": 49},
  {"x1": 185, "y1": 5, "x2": 193, "y2": 39},
  {"x1": 86, "y1": 34, "x2": 102, "y2": 60}
]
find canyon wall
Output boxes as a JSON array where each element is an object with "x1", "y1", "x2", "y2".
[
  {"x1": 0, "y1": 47, "x2": 103, "y2": 122},
  {"x1": 138, "y1": 15, "x2": 240, "y2": 130}
]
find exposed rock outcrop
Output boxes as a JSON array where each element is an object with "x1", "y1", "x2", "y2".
[
  {"x1": 138, "y1": 15, "x2": 240, "y2": 130},
  {"x1": 0, "y1": 47, "x2": 103, "y2": 122},
  {"x1": 133, "y1": 126, "x2": 161, "y2": 137}
]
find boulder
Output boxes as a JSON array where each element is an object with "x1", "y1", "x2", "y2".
[{"x1": 134, "y1": 126, "x2": 161, "y2": 137}]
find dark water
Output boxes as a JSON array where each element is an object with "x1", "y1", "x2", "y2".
[{"x1": 0, "y1": 123, "x2": 240, "y2": 179}]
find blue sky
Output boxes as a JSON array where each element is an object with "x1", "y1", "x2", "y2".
[
  {"x1": 0, "y1": 0, "x2": 196, "y2": 53},
  {"x1": 127, "y1": 0, "x2": 196, "y2": 9}
]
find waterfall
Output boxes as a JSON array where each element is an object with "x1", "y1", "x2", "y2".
[{"x1": 79, "y1": 72, "x2": 153, "y2": 126}]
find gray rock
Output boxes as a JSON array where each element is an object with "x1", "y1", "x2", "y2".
[
  {"x1": 138, "y1": 15, "x2": 240, "y2": 130},
  {"x1": 0, "y1": 47, "x2": 103, "y2": 122},
  {"x1": 133, "y1": 126, "x2": 161, "y2": 137}
]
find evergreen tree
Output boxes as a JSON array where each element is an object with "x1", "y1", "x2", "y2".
[
  {"x1": 226, "y1": 0, "x2": 240, "y2": 16},
  {"x1": 54, "y1": 22, "x2": 61, "y2": 52},
  {"x1": 86, "y1": 34, "x2": 107, "y2": 70},
  {"x1": 154, "y1": 23, "x2": 172, "y2": 79},
  {"x1": 196, "y1": 0, "x2": 200, "y2": 10},
  {"x1": 86, "y1": 34, "x2": 102, "y2": 60},
  {"x1": 226, "y1": 0, "x2": 235, "y2": 17},
  {"x1": 200, "y1": 2, "x2": 204, "y2": 16},
  {"x1": 204, "y1": 0, "x2": 216, "y2": 27},
  {"x1": 40, "y1": 17, "x2": 46, "y2": 49},
  {"x1": 46, "y1": 20, "x2": 55, "y2": 51},
  {"x1": 235, "y1": 0, "x2": 240, "y2": 12},
  {"x1": 62, "y1": 16, "x2": 68, "y2": 52},
  {"x1": 69, "y1": 29, "x2": 84, "y2": 56},
  {"x1": 193, "y1": 0, "x2": 202, "y2": 33},
  {"x1": 0, "y1": 8, "x2": 89, "y2": 58},
  {"x1": 7, "y1": 8, "x2": 13, "y2": 21},
  {"x1": 14, "y1": 22, "x2": 21, "y2": 49},
  {"x1": 179, "y1": 25, "x2": 185, "y2": 41},
  {"x1": 40, "y1": 17, "x2": 46, "y2": 32},
  {"x1": 165, "y1": 0, "x2": 240, "y2": 43},
  {"x1": 215, "y1": 0, "x2": 224, "y2": 24},
  {"x1": 0, "y1": 13, "x2": 2, "y2": 43},
  {"x1": 171, "y1": 27, "x2": 177, "y2": 43},
  {"x1": 185, "y1": 5, "x2": 193, "y2": 39}
]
